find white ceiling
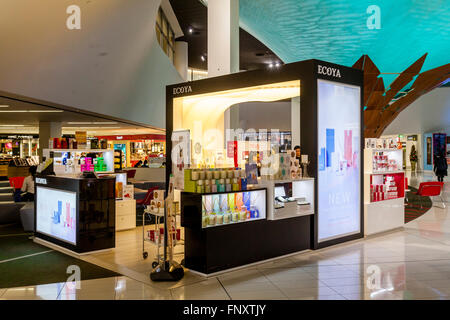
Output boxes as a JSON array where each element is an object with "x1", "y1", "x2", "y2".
[
  {"x1": 383, "y1": 87, "x2": 450, "y2": 135},
  {"x1": 0, "y1": 95, "x2": 165, "y2": 136}
]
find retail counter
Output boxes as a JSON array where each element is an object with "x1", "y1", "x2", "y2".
[
  {"x1": 34, "y1": 174, "x2": 116, "y2": 254},
  {"x1": 181, "y1": 187, "x2": 312, "y2": 275}
]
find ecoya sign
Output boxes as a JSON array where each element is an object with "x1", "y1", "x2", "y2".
[
  {"x1": 318, "y1": 65, "x2": 341, "y2": 78},
  {"x1": 173, "y1": 85, "x2": 192, "y2": 95}
]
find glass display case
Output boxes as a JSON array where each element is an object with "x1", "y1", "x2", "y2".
[
  {"x1": 260, "y1": 178, "x2": 315, "y2": 220},
  {"x1": 200, "y1": 189, "x2": 266, "y2": 228}
]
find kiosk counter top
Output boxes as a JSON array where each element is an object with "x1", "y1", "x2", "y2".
[{"x1": 34, "y1": 174, "x2": 116, "y2": 254}]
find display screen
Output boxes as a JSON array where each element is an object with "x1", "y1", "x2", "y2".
[
  {"x1": 317, "y1": 79, "x2": 361, "y2": 242},
  {"x1": 36, "y1": 186, "x2": 77, "y2": 245}
]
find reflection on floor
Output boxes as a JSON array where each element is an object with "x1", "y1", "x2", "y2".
[{"x1": 1, "y1": 171, "x2": 449, "y2": 300}]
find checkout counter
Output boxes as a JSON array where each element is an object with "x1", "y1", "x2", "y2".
[{"x1": 34, "y1": 174, "x2": 116, "y2": 254}]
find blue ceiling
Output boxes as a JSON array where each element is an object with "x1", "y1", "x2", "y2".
[{"x1": 239, "y1": 0, "x2": 450, "y2": 84}]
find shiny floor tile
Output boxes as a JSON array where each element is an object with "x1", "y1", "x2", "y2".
[
  {"x1": 171, "y1": 279, "x2": 230, "y2": 300},
  {"x1": 228, "y1": 288, "x2": 287, "y2": 300},
  {"x1": 2, "y1": 283, "x2": 64, "y2": 300},
  {"x1": 0, "y1": 171, "x2": 448, "y2": 301}
]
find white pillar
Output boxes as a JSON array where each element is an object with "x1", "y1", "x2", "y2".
[
  {"x1": 291, "y1": 97, "x2": 301, "y2": 148},
  {"x1": 207, "y1": 0, "x2": 239, "y2": 77},
  {"x1": 174, "y1": 41, "x2": 188, "y2": 81},
  {"x1": 39, "y1": 121, "x2": 62, "y2": 160}
]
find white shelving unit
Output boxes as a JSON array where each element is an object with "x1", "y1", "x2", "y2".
[
  {"x1": 364, "y1": 148, "x2": 405, "y2": 236},
  {"x1": 116, "y1": 199, "x2": 136, "y2": 231},
  {"x1": 43, "y1": 148, "x2": 114, "y2": 174}
]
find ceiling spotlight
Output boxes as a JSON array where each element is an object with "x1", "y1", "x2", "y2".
[
  {"x1": 275, "y1": 62, "x2": 280, "y2": 67},
  {"x1": 201, "y1": 55, "x2": 206, "y2": 62},
  {"x1": 268, "y1": 63, "x2": 274, "y2": 68},
  {"x1": 188, "y1": 27, "x2": 194, "y2": 34}
]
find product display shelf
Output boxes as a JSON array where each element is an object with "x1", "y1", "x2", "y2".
[
  {"x1": 259, "y1": 178, "x2": 315, "y2": 220},
  {"x1": 43, "y1": 148, "x2": 115, "y2": 174},
  {"x1": 363, "y1": 148, "x2": 405, "y2": 236}
]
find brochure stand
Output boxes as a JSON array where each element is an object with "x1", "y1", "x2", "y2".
[{"x1": 151, "y1": 175, "x2": 184, "y2": 281}]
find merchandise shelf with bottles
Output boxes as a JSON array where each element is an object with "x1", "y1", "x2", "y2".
[
  {"x1": 364, "y1": 148, "x2": 405, "y2": 236},
  {"x1": 43, "y1": 148, "x2": 114, "y2": 175}
]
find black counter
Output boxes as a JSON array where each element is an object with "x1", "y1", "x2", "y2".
[
  {"x1": 34, "y1": 174, "x2": 116, "y2": 254},
  {"x1": 181, "y1": 189, "x2": 311, "y2": 274}
]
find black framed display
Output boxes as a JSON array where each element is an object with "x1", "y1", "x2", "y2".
[
  {"x1": 34, "y1": 175, "x2": 116, "y2": 254},
  {"x1": 166, "y1": 59, "x2": 364, "y2": 271}
]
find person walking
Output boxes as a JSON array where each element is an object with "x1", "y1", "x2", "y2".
[{"x1": 434, "y1": 151, "x2": 448, "y2": 182}]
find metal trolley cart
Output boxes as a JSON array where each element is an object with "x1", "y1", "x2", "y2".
[
  {"x1": 142, "y1": 209, "x2": 164, "y2": 268},
  {"x1": 142, "y1": 204, "x2": 184, "y2": 269}
]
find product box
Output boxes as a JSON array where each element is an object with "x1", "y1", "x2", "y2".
[
  {"x1": 156, "y1": 200, "x2": 164, "y2": 210},
  {"x1": 154, "y1": 190, "x2": 165, "y2": 201},
  {"x1": 184, "y1": 180, "x2": 196, "y2": 193},
  {"x1": 123, "y1": 185, "x2": 134, "y2": 200}
]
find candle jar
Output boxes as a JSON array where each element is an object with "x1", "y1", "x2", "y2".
[
  {"x1": 196, "y1": 180, "x2": 204, "y2": 193},
  {"x1": 202, "y1": 215, "x2": 209, "y2": 228},
  {"x1": 213, "y1": 169, "x2": 220, "y2": 180},
  {"x1": 206, "y1": 170, "x2": 213, "y2": 180},
  {"x1": 191, "y1": 169, "x2": 199, "y2": 181},
  {"x1": 234, "y1": 169, "x2": 240, "y2": 178},
  {"x1": 208, "y1": 214, "x2": 216, "y2": 226},
  {"x1": 199, "y1": 170, "x2": 206, "y2": 180},
  {"x1": 227, "y1": 168, "x2": 234, "y2": 179},
  {"x1": 223, "y1": 213, "x2": 231, "y2": 224},
  {"x1": 205, "y1": 180, "x2": 211, "y2": 193},
  {"x1": 220, "y1": 170, "x2": 227, "y2": 179},
  {"x1": 216, "y1": 214, "x2": 223, "y2": 225}
]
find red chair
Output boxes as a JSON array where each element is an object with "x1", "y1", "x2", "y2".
[
  {"x1": 415, "y1": 181, "x2": 445, "y2": 208},
  {"x1": 136, "y1": 187, "x2": 158, "y2": 207},
  {"x1": 404, "y1": 177, "x2": 410, "y2": 205}
]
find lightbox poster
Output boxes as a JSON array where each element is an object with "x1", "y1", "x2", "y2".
[
  {"x1": 36, "y1": 186, "x2": 77, "y2": 245},
  {"x1": 317, "y1": 79, "x2": 361, "y2": 242}
]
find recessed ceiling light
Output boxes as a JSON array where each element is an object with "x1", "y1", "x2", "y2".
[
  {"x1": 28, "y1": 110, "x2": 64, "y2": 113},
  {"x1": 275, "y1": 62, "x2": 280, "y2": 67},
  {"x1": 67, "y1": 121, "x2": 118, "y2": 125},
  {"x1": 188, "y1": 27, "x2": 193, "y2": 34},
  {"x1": 0, "y1": 110, "x2": 63, "y2": 113},
  {"x1": 201, "y1": 55, "x2": 205, "y2": 62},
  {"x1": 268, "y1": 63, "x2": 274, "y2": 68},
  {"x1": 62, "y1": 126, "x2": 121, "y2": 129}
]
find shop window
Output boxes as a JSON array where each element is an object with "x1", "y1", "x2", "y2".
[{"x1": 155, "y1": 7, "x2": 175, "y2": 63}]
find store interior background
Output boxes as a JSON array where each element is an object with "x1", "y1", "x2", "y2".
[{"x1": 0, "y1": 0, "x2": 449, "y2": 294}]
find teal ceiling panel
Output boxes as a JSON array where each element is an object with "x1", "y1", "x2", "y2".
[{"x1": 239, "y1": 0, "x2": 450, "y2": 84}]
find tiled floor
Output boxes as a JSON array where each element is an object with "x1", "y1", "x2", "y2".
[{"x1": 1, "y1": 171, "x2": 449, "y2": 300}]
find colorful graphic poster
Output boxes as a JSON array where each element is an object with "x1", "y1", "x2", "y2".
[
  {"x1": 317, "y1": 80, "x2": 361, "y2": 242},
  {"x1": 36, "y1": 186, "x2": 77, "y2": 245}
]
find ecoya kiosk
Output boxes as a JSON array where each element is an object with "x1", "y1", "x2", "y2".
[{"x1": 166, "y1": 59, "x2": 364, "y2": 275}]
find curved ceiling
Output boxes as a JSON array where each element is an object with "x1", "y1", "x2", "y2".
[{"x1": 239, "y1": 0, "x2": 450, "y2": 86}]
